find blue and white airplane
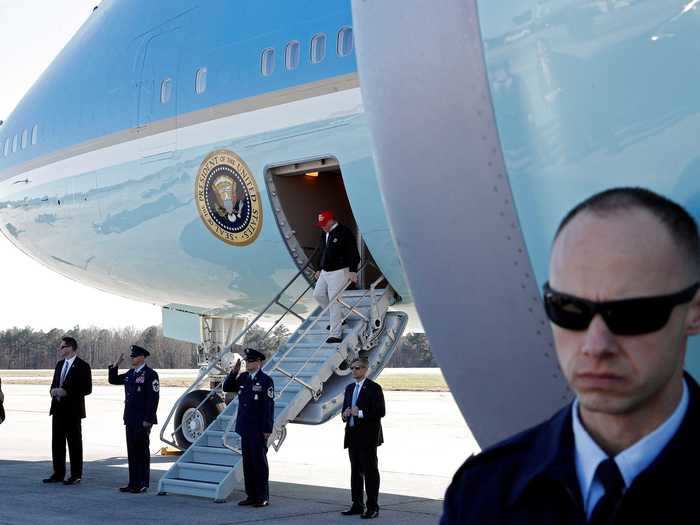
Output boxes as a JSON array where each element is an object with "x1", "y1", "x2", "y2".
[{"x1": 1, "y1": 0, "x2": 699, "y2": 451}]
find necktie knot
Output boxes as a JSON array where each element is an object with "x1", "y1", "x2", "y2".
[{"x1": 596, "y1": 458, "x2": 625, "y2": 496}]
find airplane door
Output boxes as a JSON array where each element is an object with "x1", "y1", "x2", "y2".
[{"x1": 137, "y1": 29, "x2": 181, "y2": 160}]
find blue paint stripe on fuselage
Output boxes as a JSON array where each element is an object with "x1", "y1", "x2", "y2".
[{"x1": 0, "y1": 0, "x2": 357, "y2": 173}]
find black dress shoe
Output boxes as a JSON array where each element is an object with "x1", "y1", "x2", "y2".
[
  {"x1": 238, "y1": 498, "x2": 255, "y2": 506},
  {"x1": 42, "y1": 476, "x2": 63, "y2": 483},
  {"x1": 326, "y1": 336, "x2": 343, "y2": 343},
  {"x1": 326, "y1": 320, "x2": 347, "y2": 330},
  {"x1": 341, "y1": 505, "x2": 365, "y2": 515},
  {"x1": 253, "y1": 500, "x2": 269, "y2": 507},
  {"x1": 119, "y1": 486, "x2": 134, "y2": 493},
  {"x1": 361, "y1": 508, "x2": 379, "y2": 519},
  {"x1": 63, "y1": 477, "x2": 81, "y2": 485}
]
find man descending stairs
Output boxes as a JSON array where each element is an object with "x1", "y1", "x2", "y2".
[{"x1": 312, "y1": 210, "x2": 360, "y2": 344}]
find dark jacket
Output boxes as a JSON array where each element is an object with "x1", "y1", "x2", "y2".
[
  {"x1": 49, "y1": 356, "x2": 92, "y2": 420},
  {"x1": 222, "y1": 370, "x2": 274, "y2": 435},
  {"x1": 312, "y1": 223, "x2": 360, "y2": 273},
  {"x1": 342, "y1": 378, "x2": 385, "y2": 449},
  {"x1": 441, "y1": 373, "x2": 700, "y2": 525},
  {"x1": 108, "y1": 365, "x2": 159, "y2": 427}
]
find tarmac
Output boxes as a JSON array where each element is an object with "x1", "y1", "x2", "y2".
[{"x1": 0, "y1": 384, "x2": 477, "y2": 524}]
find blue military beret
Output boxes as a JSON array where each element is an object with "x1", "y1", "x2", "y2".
[
  {"x1": 244, "y1": 348, "x2": 265, "y2": 361},
  {"x1": 130, "y1": 345, "x2": 150, "y2": 358}
]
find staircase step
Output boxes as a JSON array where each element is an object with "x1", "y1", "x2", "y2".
[
  {"x1": 191, "y1": 446, "x2": 242, "y2": 467},
  {"x1": 159, "y1": 478, "x2": 218, "y2": 498},
  {"x1": 177, "y1": 462, "x2": 231, "y2": 483}
]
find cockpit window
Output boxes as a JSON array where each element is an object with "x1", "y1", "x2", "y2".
[
  {"x1": 337, "y1": 27, "x2": 354, "y2": 57},
  {"x1": 21, "y1": 129, "x2": 28, "y2": 149},
  {"x1": 31, "y1": 124, "x2": 38, "y2": 145},
  {"x1": 12, "y1": 134, "x2": 18, "y2": 153},
  {"x1": 195, "y1": 67, "x2": 207, "y2": 95},
  {"x1": 285, "y1": 41, "x2": 300, "y2": 71},
  {"x1": 3, "y1": 138, "x2": 9, "y2": 157},
  {"x1": 261, "y1": 48, "x2": 275, "y2": 76},
  {"x1": 311, "y1": 33, "x2": 326, "y2": 64}
]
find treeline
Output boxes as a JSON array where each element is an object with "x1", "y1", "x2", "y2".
[{"x1": 0, "y1": 325, "x2": 435, "y2": 369}]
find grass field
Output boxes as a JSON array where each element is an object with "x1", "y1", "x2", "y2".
[{"x1": 0, "y1": 368, "x2": 449, "y2": 392}]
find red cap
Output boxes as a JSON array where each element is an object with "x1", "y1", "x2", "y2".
[{"x1": 317, "y1": 210, "x2": 334, "y2": 228}]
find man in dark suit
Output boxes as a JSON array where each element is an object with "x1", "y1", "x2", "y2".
[
  {"x1": 442, "y1": 188, "x2": 700, "y2": 524},
  {"x1": 341, "y1": 357, "x2": 385, "y2": 519},
  {"x1": 108, "y1": 345, "x2": 159, "y2": 493},
  {"x1": 312, "y1": 210, "x2": 361, "y2": 344},
  {"x1": 44, "y1": 336, "x2": 92, "y2": 485},
  {"x1": 222, "y1": 348, "x2": 275, "y2": 507}
]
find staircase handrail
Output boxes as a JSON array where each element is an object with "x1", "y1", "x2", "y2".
[
  {"x1": 222, "y1": 264, "x2": 387, "y2": 454},
  {"x1": 160, "y1": 250, "x2": 318, "y2": 449}
]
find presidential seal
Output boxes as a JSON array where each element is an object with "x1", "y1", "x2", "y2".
[{"x1": 195, "y1": 149, "x2": 263, "y2": 246}]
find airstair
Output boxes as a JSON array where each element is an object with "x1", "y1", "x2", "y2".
[{"x1": 157, "y1": 262, "x2": 408, "y2": 501}]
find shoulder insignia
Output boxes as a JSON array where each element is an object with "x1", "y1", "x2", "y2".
[
  {"x1": 267, "y1": 386, "x2": 274, "y2": 399},
  {"x1": 152, "y1": 379, "x2": 160, "y2": 393}
]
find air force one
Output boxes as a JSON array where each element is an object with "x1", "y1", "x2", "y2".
[{"x1": 1, "y1": 0, "x2": 699, "y2": 501}]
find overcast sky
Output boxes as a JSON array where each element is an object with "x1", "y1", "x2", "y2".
[{"x1": 0, "y1": 1, "x2": 162, "y2": 330}]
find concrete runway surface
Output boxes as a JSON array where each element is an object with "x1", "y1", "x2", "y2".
[{"x1": 0, "y1": 384, "x2": 477, "y2": 524}]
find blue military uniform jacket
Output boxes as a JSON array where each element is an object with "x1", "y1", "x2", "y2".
[
  {"x1": 441, "y1": 373, "x2": 700, "y2": 525},
  {"x1": 108, "y1": 365, "x2": 160, "y2": 427},
  {"x1": 222, "y1": 370, "x2": 274, "y2": 435}
]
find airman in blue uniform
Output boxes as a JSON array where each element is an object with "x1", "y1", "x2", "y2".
[
  {"x1": 108, "y1": 345, "x2": 159, "y2": 494},
  {"x1": 222, "y1": 348, "x2": 274, "y2": 507}
]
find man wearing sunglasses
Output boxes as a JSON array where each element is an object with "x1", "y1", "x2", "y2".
[
  {"x1": 442, "y1": 187, "x2": 700, "y2": 524},
  {"x1": 340, "y1": 358, "x2": 385, "y2": 519},
  {"x1": 44, "y1": 336, "x2": 92, "y2": 485}
]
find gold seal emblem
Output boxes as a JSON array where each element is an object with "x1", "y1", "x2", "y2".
[{"x1": 195, "y1": 149, "x2": 262, "y2": 246}]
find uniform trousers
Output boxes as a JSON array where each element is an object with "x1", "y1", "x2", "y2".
[
  {"x1": 241, "y1": 432, "x2": 269, "y2": 502},
  {"x1": 348, "y1": 431, "x2": 380, "y2": 510},
  {"x1": 313, "y1": 268, "x2": 348, "y2": 337},
  {"x1": 52, "y1": 415, "x2": 83, "y2": 478},
  {"x1": 125, "y1": 425, "x2": 151, "y2": 488}
]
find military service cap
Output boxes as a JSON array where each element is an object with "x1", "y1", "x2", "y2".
[
  {"x1": 244, "y1": 348, "x2": 265, "y2": 361},
  {"x1": 130, "y1": 345, "x2": 151, "y2": 358}
]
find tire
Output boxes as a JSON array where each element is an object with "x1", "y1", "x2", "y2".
[{"x1": 173, "y1": 390, "x2": 221, "y2": 449}]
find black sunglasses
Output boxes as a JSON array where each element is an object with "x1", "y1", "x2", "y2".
[{"x1": 543, "y1": 282, "x2": 700, "y2": 336}]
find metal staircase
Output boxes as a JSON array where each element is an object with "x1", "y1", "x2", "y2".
[{"x1": 157, "y1": 263, "x2": 408, "y2": 502}]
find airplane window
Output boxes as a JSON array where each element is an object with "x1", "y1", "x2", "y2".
[
  {"x1": 31, "y1": 124, "x2": 38, "y2": 145},
  {"x1": 261, "y1": 48, "x2": 275, "y2": 76},
  {"x1": 285, "y1": 41, "x2": 300, "y2": 71},
  {"x1": 195, "y1": 67, "x2": 207, "y2": 95},
  {"x1": 12, "y1": 134, "x2": 18, "y2": 153},
  {"x1": 311, "y1": 33, "x2": 326, "y2": 64},
  {"x1": 21, "y1": 129, "x2": 28, "y2": 149},
  {"x1": 161, "y1": 78, "x2": 173, "y2": 104},
  {"x1": 3, "y1": 138, "x2": 9, "y2": 157},
  {"x1": 337, "y1": 27, "x2": 354, "y2": 57}
]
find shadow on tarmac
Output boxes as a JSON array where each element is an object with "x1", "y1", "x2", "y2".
[{"x1": 0, "y1": 458, "x2": 442, "y2": 524}]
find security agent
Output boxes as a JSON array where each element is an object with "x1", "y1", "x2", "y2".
[
  {"x1": 222, "y1": 348, "x2": 275, "y2": 507},
  {"x1": 108, "y1": 345, "x2": 160, "y2": 494},
  {"x1": 44, "y1": 336, "x2": 92, "y2": 485},
  {"x1": 341, "y1": 358, "x2": 385, "y2": 519},
  {"x1": 312, "y1": 210, "x2": 361, "y2": 344},
  {"x1": 442, "y1": 188, "x2": 700, "y2": 524}
]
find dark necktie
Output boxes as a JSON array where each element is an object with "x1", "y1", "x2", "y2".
[{"x1": 589, "y1": 458, "x2": 625, "y2": 525}]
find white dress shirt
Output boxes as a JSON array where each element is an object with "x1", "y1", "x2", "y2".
[
  {"x1": 572, "y1": 379, "x2": 689, "y2": 518},
  {"x1": 60, "y1": 355, "x2": 77, "y2": 385}
]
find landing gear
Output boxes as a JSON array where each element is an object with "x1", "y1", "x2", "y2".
[{"x1": 173, "y1": 390, "x2": 221, "y2": 449}]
